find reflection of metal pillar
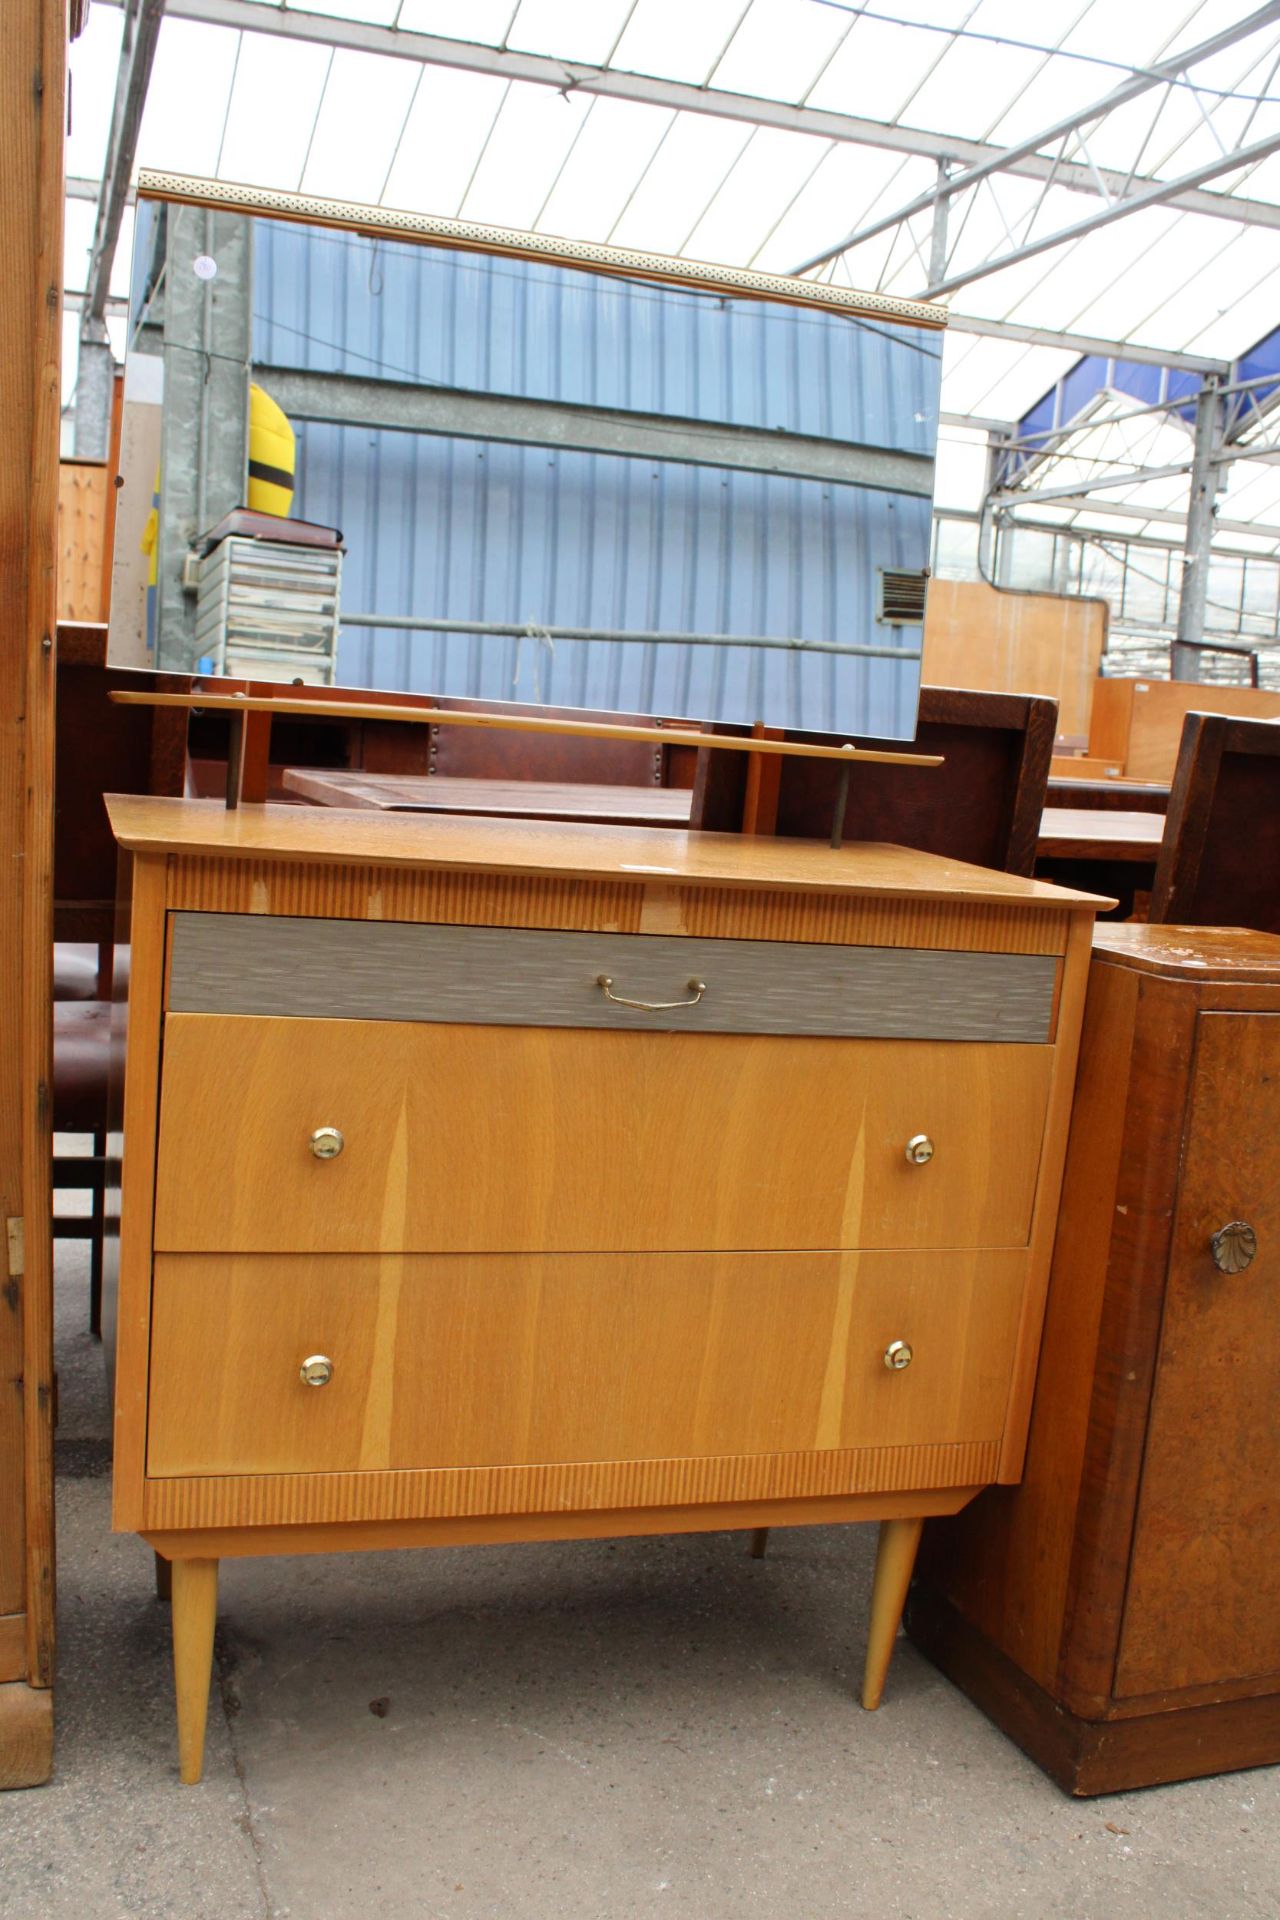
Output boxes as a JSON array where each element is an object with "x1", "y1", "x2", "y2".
[
  {"x1": 1173, "y1": 375, "x2": 1224, "y2": 682},
  {"x1": 73, "y1": 323, "x2": 115, "y2": 459},
  {"x1": 926, "y1": 158, "x2": 953, "y2": 292},
  {"x1": 155, "y1": 206, "x2": 253, "y2": 671}
]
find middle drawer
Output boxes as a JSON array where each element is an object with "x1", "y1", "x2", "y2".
[{"x1": 154, "y1": 1013, "x2": 1051, "y2": 1253}]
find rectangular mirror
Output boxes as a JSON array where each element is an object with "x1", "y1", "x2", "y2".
[{"x1": 109, "y1": 173, "x2": 944, "y2": 740}]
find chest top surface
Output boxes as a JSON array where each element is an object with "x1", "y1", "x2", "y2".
[{"x1": 105, "y1": 795, "x2": 1106, "y2": 912}]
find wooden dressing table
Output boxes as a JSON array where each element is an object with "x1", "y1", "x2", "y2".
[{"x1": 105, "y1": 795, "x2": 1103, "y2": 1782}]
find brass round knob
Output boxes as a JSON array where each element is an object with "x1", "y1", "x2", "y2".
[
  {"x1": 299, "y1": 1354, "x2": 334, "y2": 1387},
  {"x1": 309, "y1": 1127, "x2": 345, "y2": 1161},
  {"x1": 884, "y1": 1340, "x2": 913, "y2": 1372},
  {"x1": 904, "y1": 1134, "x2": 934, "y2": 1165}
]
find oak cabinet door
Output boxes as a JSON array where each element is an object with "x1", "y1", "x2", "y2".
[{"x1": 1116, "y1": 1012, "x2": 1280, "y2": 1698}]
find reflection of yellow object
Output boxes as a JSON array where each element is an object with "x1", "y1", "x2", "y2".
[
  {"x1": 247, "y1": 382, "x2": 295, "y2": 515},
  {"x1": 140, "y1": 468, "x2": 160, "y2": 587}
]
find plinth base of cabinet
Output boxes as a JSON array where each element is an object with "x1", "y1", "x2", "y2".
[
  {"x1": 906, "y1": 1583, "x2": 1280, "y2": 1797},
  {"x1": 0, "y1": 1681, "x2": 53, "y2": 1790}
]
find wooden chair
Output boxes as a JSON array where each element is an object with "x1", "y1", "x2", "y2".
[
  {"x1": 692, "y1": 686, "x2": 1058, "y2": 875},
  {"x1": 53, "y1": 626, "x2": 187, "y2": 1333},
  {"x1": 1149, "y1": 711, "x2": 1280, "y2": 931}
]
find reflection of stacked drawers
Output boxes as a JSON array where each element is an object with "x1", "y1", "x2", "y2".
[
  {"x1": 192, "y1": 534, "x2": 342, "y2": 682},
  {"x1": 104, "y1": 798, "x2": 1100, "y2": 1781}
]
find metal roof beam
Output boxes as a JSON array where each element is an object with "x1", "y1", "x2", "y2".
[
  {"x1": 997, "y1": 496, "x2": 1280, "y2": 543},
  {"x1": 923, "y1": 128, "x2": 1280, "y2": 301},
  {"x1": 96, "y1": 0, "x2": 1280, "y2": 233},
  {"x1": 792, "y1": 1, "x2": 1280, "y2": 274},
  {"x1": 257, "y1": 365, "x2": 936, "y2": 497},
  {"x1": 941, "y1": 312, "x2": 1228, "y2": 376},
  {"x1": 84, "y1": 0, "x2": 164, "y2": 333}
]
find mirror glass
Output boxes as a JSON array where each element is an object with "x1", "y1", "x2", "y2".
[{"x1": 108, "y1": 182, "x2": 943, "y2": 740}]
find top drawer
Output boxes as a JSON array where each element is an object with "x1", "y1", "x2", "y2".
[{"x1": 168, "y1": 912, "x2": 1058, "y2": 1044}]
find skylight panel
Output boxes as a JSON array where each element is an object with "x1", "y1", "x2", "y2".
[
  {"x1": 805, "y1": 18, "x2": 950, "y2": 125},
  {"x1": 982, "y1": 57, "x2": 1127, "y2": 148},
  {"x1": 507, "y1": 0, "x2": 643, "y2": 65},
  {"x1": 299, "y1": 0, "x2": 401, "y2": 22},
  {"x1": 217, "y1": 34, "x2": 335, "y2": 190},
  {"x1": 607, "y1": 113, "x2": 754, "y2": 251},
  {"x1": 900, "y1": 39, "x2": 1048, "y2": 142},
  {"x1": 707, "y1": 0, "x2": 851, "y2": 104},
  {"x1": 395, "y1": 0, "x2": 519, "y2": 41},
  {"x1": 66, "y1": 5, "x2": 122, "y2": 183},
  {"x1": 381, "y1": 67, "x2": 510, "y2": 214},
  {"x1": 300, "y1": 52, "x2": 422, "y2": 204},
  {"x1": 933, "y1": 429, "x2": 991, "y2": 511},
  {"x1": 536, "y1": 97, "x2": 673, "y2": 239},
  {"x1": 136, "y1": 21, "x2": 241, "y2": 180},
  {"x1": 752, "y1": 145, "x2": 916, "y2": 272},
  {"x1": 610, "y1": 0, "x2": 761, "y2": 86},
  {"x1": 683, "y1": 127, "x2": 831, "y2": 265},
  {"x1": 1062, "y1": 0, "x2": 1198, "y2": 67},
  {"x1": 459, "y1": 79, "x2": 594, "y2": 228}
]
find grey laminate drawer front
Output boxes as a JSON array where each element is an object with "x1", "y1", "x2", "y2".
[{"x1": 168, "y1": 912, "x2": 1056, "y2": 1042}]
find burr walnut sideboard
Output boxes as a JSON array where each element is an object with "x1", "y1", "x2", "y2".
[
  {"x1": 907, "y1": 925, "x2": 1280, "y2": 1794},
  {"x1": 103, "y1": 795, "x2": 1103, "y2": 1783}
]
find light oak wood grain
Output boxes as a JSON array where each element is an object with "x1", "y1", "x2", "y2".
[
  {"x1": 163, "y1": 853, "x2": 1072, "y2": 955},
  {"x1": 139, "y1": 1485, "x2": 984, "y2": 1560},
  {"x1": 56, "y1": 460, "x2": 109, "y2": 621},
  {"x1": 0, "y1": 1683, "x2": 53, "y2": 1791},
  {"x1": 0, "y1": 1614, "x2": 26, "y2": 1684},
  {"x1": 153, "y1": 1016, "x2": 1052, "y2": 1256},
  {"x1": 109, "y1": 858, "x2": 169, "y2": 1533},
  {"x1": 1, "y1": 0, "x2": 64, "y2": 1723},
  {"x1": 995, "y1": 908, "x2": 1097, "y2": 1482},
  {"x1": 105, "y1": 795, "x2": 1108, "y2": 909},
  {"x1": 146, "y1": 1248, "x2": 1026, "y2": 1478},
  {"x1": 282, "y1": 770, "x2": 692, "y2": 823},
  {"x1": 1089, "y1": 677, "x2": 1280, "y2": 783},
  {"x1": 922, "y1": 579, "x2": 1106, "y2": 748},
  {"x1": 110, "y1": 688, "x2": 945, "y2": 770}
]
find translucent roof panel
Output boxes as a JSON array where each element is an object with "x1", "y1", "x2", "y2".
[{"x1": 61, "y1": 0, "x2": 1280, "y2": 534}]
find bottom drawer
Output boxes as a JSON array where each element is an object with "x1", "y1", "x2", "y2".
[{"x1": 146, "y1": 1249, "x2": 1026, "y2": 1479}]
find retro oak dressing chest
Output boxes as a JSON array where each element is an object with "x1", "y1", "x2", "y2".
[{"x1": 104, "y1": 795, "x2": 1102, "y2": 1783}]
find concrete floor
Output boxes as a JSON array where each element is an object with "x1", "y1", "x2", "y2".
[{"x1": 2, "y1": 1236, "x2": 1278, "y2": 1920}]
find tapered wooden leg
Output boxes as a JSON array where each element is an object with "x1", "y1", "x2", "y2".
[
  {"x1": 154, "y1": 1552, "x2": 172, "y2": 1602},
  {"x1": 748, "y1": 1528, "x2": 770, "y2": 1558},
  {"x1": 861, "y1": 1517, "x2": 923, "y2": 1711},
  {"x1": 171, "y1": 1558, "x2": 218, "y2": 1784}
]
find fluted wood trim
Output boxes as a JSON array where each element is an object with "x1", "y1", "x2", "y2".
[
  {"x1": 165, "y1": 857, "x2": 1066, "y2": 954},
  {"x1": 143, "y1": 1439, "x2": 1000, "y2": 1531}
]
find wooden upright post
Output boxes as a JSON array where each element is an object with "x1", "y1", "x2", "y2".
[{"x1": 0, "y1": 0, "x2": 65, "y2": 1789}]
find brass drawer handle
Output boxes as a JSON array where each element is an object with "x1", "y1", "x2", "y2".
[
  {"x1": 597, "y1": 974, "x2": 707, "y2": 1013},
  {"x1": 904, "y1": 1134, "x2": 934, "y2": 1165},
  {"x1": 1211, "y1": 1221, "x2": 1257, "y2": 1274},
  {"x1": 884, "y1": 1340, "x2": 914, "y2": 1372},
  {"x1": 299, "y1": 1355, "x2": 334, "y2": 1387},
  {"x1": 309, "y1": 1127, "x2": 345, "y2": 1160}
]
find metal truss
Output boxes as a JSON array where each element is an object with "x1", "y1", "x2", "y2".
[
  {"x1": 77, "y1": 0, "x2": 164, "y2": 457},
  {"x1": 93, "y1": 0, "x2": 1280, "y2": 235},
  {"x1": 792, "y1": 2, "x2": 1280, "y2": 297}
]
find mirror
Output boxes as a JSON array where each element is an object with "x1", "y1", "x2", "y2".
[{"x1": 109, "y1": 173, "x2": 943, "y2": 741}]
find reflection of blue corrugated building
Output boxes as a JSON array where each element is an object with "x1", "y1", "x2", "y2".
[{"x1": 253, "y1": 221, "x2": 941, "y2": 736}]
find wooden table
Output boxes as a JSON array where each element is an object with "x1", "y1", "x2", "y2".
[
  {"x1": 283, "y1": 768, "x2": 694, "y2": 826},
  {"x1": 1036, "y1": 808, "x2": 1165, "y2": 863},
  {"x1": 1046, "y1": 776, "x2": 1168, "y2": 814}
]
